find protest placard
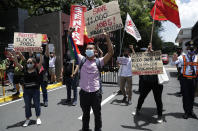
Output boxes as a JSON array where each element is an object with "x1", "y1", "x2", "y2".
[
  {"x1": 48, "y1": 44, "x2": 55, "y2": 53},
  {"x1": 84, "y1": 1, "x2": 123, "y2": 38},
  {"x1": 14, "y1": 32, "x2": 43, "y2": 52},
  {"x1": 131, "y1": 51, "x2": 163, "y2": 75}
]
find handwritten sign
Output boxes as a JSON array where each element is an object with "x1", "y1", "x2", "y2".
[
  {"x1": 14, "y1": 32, "x2": 42, "y2": 52},
  {"x1": 131, "y1": 51, "x2": 163, "y2": 75},
  {"x1": 84, "y1": 1, "x2": 123, "y2": 38}
]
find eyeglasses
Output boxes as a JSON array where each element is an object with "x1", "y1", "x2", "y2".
[{"x1": 27, "y1": 62, "x2": 33, "y2": 64}]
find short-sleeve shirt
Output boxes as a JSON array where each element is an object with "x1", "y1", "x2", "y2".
[
  {"x1": 119, "y1": 56, "x2": 132, "y2": 77},
  {"x1": 49, "y1": 56, "x2": 56, "y2": 68},
  {"x1": 23, "y1": 68, "x2": 40, "y2": 89},
  {"x1": 78, "y1": 54, "x2": 104, "y2": 92}
]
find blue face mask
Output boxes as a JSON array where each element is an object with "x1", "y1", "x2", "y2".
[
  {"x1": 187, "y1": 50, "x2": 195, "y2": 55},
  {"x1": 85, "y1": 50, "x2": 94, "y2": 58}
]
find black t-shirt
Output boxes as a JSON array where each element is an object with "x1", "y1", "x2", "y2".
[
  {"x1": 6, "y1": 61, "x2": 14, "y2": 73},
  {"x1": 23, "y1": 68, "x2": 40, "y2": 89},
  {"x1": 42, "y1": 55, "x2": 49, "y2": 71}
]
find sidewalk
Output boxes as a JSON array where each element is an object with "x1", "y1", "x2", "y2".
[{"x1": 0, "y1": 82, "x2": 62, "y2": 104}]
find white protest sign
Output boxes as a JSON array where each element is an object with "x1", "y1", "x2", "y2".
[
  {"x1": 48, "y1": 44, "x2": 55, "y2": 53},
  {"x1": 131, "y1": 51, "x2": 163, "y2": 75},
  {"x1": 84, "y1": 1, "x2": 123, "y2": 38},
  {"x1": 14, "y1": 32, "x2": 43, "y2": 52}
]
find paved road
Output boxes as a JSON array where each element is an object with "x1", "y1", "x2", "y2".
[{"x1": 0, "y1": 65, "x2": 198, "y2": 131}]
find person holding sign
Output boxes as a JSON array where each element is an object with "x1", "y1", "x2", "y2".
[
  {"x1": 132, "y1": 44, "x2": 164, "y2": 123},
  {"x1": 68, "y1": 28, "x2": 114, "y2": 131},
  {"x1": 11, "y1": 50, "x2": 43, "y2": 127},
  {"x1": 173, "y1": 41, "x2": 198, "y2": 119},
  {"x1": 117, "y1": 45, "x2": 135, "y2": 105}
]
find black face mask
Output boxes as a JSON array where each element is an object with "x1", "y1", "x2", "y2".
[{"x1": 124, "y1": 54, "x2": 128, "y2": 57}]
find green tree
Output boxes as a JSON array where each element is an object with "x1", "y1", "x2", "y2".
[
  {"x1": 0, "y1": 0, "x2": 164, "y2": 51},
  {"x1": 162, "y1": 42, "x2": 177, "y2": 55}
]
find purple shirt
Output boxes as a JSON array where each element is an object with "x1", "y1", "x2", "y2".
[{"x1": 78, "y1": 55, "x2": 104, "y2": 92}]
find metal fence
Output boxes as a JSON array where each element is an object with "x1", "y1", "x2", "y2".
[{"x1": 100, "y1": 66, "x2": 119, "y2": 84}]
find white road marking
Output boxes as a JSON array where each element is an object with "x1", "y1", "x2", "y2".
[
  {"x1": 0, "y1": 86, "x2": 65, "y2": 107},
  {"x1": 165, "y1": 68, "x2": 177, "y2": 71},
  {"x1": 78, "y1": 91, "x2": 118, "y2": 120}
]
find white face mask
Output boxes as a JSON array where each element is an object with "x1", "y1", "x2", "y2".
[
  {"x1": 85, "y1": 50, "x2": 94, "y2": 58},
  {"x1": 27, "y1": 63, "x2": 34, "y2": 69}
]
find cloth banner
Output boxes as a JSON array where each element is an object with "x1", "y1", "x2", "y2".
[
  {"x1": 124, "y1": 13, "x2": 141, "y2": 42},
  {"x1": 84, "y1": 1, "x2": 123, "y2": 38},
  {"x1": 69, "y1": 5, "x2": 87, "y2": 46}
]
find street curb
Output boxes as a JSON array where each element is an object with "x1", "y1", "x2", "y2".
[{"x1": 0, "y1": 82, "x2": 62, "y2": 104}]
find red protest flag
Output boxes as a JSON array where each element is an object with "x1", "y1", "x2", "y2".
[
  {"x1": 150, "y1": 2, "x2": 167, "y2": 21},
  {"x1": 150, "y1": 0, "x2": 181, "y2": 28},
  {"x1": 84, "y1": 27, "x2": 94, "y2": 44}
]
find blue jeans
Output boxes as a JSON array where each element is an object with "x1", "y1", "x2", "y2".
[
  {"x1": 23, "y1": 88, "x2": 41, "y2": 118},
  {"x1": 65, "y1": 76, "x2": 78, "y2": 102},
  {"x1": 7, "y1": 72, "x2": 15, "y2": 89},
  {"x1": 40, "y1": 81, "x2": 48, "y2": 102}
]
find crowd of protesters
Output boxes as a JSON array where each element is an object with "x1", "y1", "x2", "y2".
[{"x1": 0, "y1": 28, "x2": 198, "y2": 131}]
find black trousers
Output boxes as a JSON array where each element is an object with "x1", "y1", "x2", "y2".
[
  {"x1": 181, "y1": 77, "x2": 196, "y2": 114},
  {"x1": 137, "y1": 81, "x2": 163, "y2": 116},
  {"x1": 80, "y1": 89, "x2": 102, "y2": 131}
]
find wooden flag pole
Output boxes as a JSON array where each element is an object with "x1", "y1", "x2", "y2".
[
  {"x1": 119, "y1": 30, "x2": 126, "y2": 56},
  {"x1": 150, "y1": 1, "x2": 157, "y2": 46}
]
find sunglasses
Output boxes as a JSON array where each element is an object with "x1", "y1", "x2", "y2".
[{"x1": 27, "y1": 62, "x2": 33, "y2": 64}]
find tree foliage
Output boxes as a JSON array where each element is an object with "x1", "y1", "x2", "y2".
[
  {"x1": 162, "y1": 42, "x2": 177, "y2": 55},
  {"x1": 0, "y1": 0, "x2": 164, "y2": 51}
]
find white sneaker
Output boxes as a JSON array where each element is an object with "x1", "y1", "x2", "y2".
[
  {"x1": 22, "y1": 119, "x2": 30, "y2": 127},
  {"x1": 157, "y1": 116, "x2": 163, "y2": 123},
  {"x1": 36, "y1": 118, "x2": 42, "y2": 125}
]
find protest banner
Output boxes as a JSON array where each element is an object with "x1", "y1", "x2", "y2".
[
  {"x1": 13, "y1": 32, "x2": 43, "y2": 52},
  {"x1": 69, "y1": 5, "x2": 87, "y2": 46},
  {"x1": 84, "y1": 1, "x2": 123, "y2": 38},
  {"x1": 131, "y1": 51, "x2": 163, "y2": 75}
]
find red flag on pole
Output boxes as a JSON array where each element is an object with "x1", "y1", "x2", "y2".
[{"x1": 150, "y1": 0, "x2": 181, "y2": 28}]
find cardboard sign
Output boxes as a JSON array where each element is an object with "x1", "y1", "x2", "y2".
[
  {"x1": 14, "y1": 32, "x2": 42, "y2": 52},
  {"x1": 84, "y1": 1, "x2": 123, "y2": 38},
  {"x1": 131, "y1": 51, "x2": 163, "y2": 75}
]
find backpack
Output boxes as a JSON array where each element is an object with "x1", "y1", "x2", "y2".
[{"x1": 79, "y1": 57, "x2": 103, "y2": 91}]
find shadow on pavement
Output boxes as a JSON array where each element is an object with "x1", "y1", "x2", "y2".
[
  {"x1": 167, "y1": 92, "x2": 182, "y2": 97},
  {"x1": 164, "y1": 112, "x2": 184, "y2": 119},
  {"x1": 110, "y1": 99, "x2": 128, "y2": 106},
  {"x1": 169, "y1": 72, "x2": 178, "y2": 77},
  {"x1": 57, "y1": 99, "x2": 73, "y2": 106},
  {"x1": 194, "y1": 102, "x2": 198, "y2": 107},
  {"x1": 121, "y1": 107, "x2": 159, "y2": 131},
  {"x1": 6, "y1": 120, "x2": 36, "y2": 129}
]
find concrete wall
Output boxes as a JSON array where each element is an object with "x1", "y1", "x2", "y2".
[{"x1": 24, "y1": 12, "x2": 70, "y2": 81}]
